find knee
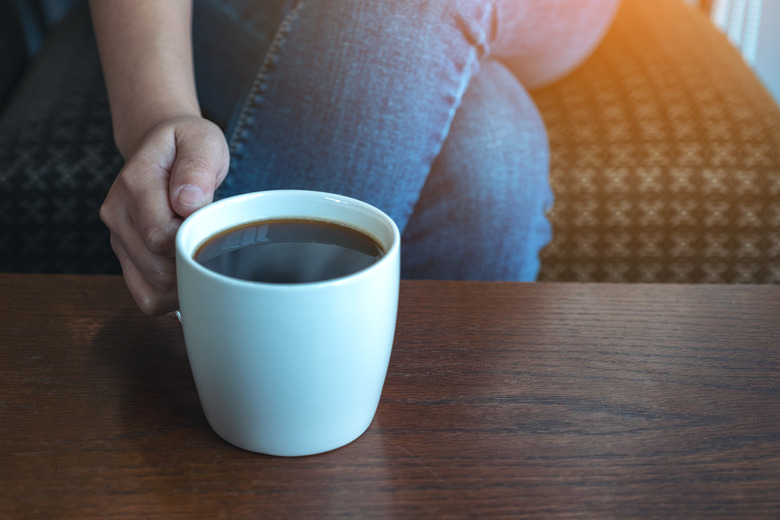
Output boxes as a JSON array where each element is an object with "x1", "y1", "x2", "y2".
[{"x1": 495, "y1": 0, "x2": 622, "y2": 89}]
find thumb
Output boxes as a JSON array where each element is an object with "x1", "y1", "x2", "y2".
[{"x1": 169, "y1": 121, "x2": 230, "y2": 218}]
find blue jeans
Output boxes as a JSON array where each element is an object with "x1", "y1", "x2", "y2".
[{"x1": 192, "y1": 0, "x2": 616, "y2": 280}]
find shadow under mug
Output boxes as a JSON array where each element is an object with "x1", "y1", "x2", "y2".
[{"x1": 175, "y1": 190, "x2": 400, "y2": 456}]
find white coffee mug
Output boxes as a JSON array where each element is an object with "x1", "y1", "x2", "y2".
[{"x1": 175, "y1": 190, "x2": 400, "y2": 456}]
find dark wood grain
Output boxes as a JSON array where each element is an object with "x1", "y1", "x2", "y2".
[{"x1": 1, "y1": 274, "x2": 778, "y2": 519}]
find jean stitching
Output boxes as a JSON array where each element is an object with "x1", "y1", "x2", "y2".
[
  {"x1": 227, "y1": 0, "x2": 302, "y2": 173},
  {"x1": 426, "y1": 0, "x2": 496, "y2": 190}
]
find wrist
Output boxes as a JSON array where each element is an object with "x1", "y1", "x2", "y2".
[{"x1": 113, "y1": 99, "x2": 202, "y2": 159}]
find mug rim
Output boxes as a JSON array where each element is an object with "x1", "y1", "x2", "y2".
[{"x1": 175, "y1": 189, "x2": 401, "y2": 290}]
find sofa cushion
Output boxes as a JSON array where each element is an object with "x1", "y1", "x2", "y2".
[
  {"x1": 0, "y1": 1, "x2": 122, "y2": 274},
  {"x1": 533, "y1": 0, "x2": 780, "y2": 283}
]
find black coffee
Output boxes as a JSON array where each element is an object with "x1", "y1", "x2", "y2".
[{"x1": 195, "y1": 219, "x2": 384, "y2": 283}]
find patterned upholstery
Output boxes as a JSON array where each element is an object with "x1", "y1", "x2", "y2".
[
  {"x1": 0, "y1": 1, "x2": 121, "y2": 274},
  {"x1": 1, "y1": 0, "x2": 779, "y2": 282},
  {"x1": 534, "y1": 0, "x2": 780, "y2": 283}
]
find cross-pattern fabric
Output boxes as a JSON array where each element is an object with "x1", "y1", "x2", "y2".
[{"x1": 535, "y1": 0, "x2": 780, "y2": 283}]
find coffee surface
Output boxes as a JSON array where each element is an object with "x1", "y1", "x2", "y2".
[{"x1": 195, "y1": 219, "x2": 384, "y2": 283}]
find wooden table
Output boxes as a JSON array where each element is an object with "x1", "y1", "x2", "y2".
[{"x1": 1, "y1": 274, "x2": 778, "y2": 519}]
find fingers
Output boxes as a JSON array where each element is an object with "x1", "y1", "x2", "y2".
[
  {"x1": 111, "y1": 232, "x2": 179, "y2": 316},
  {"x1": 100, "y1": 117, "x2": 230, "y2": 315},
  {"x1": 101, "y1": 157, "x2": 181, "y2": 315},
  {"x1": 169, "y1": 119, "x2": 230, "y2": 218}
]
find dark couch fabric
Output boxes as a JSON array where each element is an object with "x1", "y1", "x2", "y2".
[
  {"x1": 0, "y1": 0, "x2": 28, "y2": 109},
  {"x1": 0, "y1": 1, "x2": 121, "y2": 274}
]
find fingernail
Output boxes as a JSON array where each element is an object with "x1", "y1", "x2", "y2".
[{"x1": 177, "y1": 184, "x2": 207, "y2": 209}]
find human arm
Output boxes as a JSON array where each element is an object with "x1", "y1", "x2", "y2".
[{"x1": 89, "y1": 0, "x2": 229, "y2": 315}]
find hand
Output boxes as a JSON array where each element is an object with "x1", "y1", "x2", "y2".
[{"x1": 100, "y1": 116, "x2": 229, "y2": 315}]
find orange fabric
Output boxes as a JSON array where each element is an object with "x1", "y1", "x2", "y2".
[{"x1": 534, "y1": 0, "x2": 780, "y2": 283}]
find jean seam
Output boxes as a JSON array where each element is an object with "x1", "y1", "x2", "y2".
[
  {"x1": 226, "y1": 0, "x2": 302, "y2": 174},
  {"x1": 401, "y1": 1, "x2": 496, "y2": 233}
]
